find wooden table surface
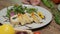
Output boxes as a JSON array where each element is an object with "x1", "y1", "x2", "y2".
[{"x1": 0, "y1": 0, "x2": 60, "y2": 34}]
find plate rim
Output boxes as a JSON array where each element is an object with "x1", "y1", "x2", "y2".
[{"x1": 0, "y1": 4, "x2": 52, "y2": 29}]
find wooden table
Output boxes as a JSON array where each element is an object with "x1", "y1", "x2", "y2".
[{"x1": 0, "y1": 0, "x2": 60, "y2": 34}]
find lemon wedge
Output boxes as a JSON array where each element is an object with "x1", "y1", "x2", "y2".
[{"x1": 0, "y1": 24, "x2": 15, "y2": 34}]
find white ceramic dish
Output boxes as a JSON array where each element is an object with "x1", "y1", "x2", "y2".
[{"x1": 0, "y1": 5, "x2": 52, "y2": 29}]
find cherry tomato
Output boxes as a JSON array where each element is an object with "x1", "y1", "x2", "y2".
[
  {"x1": 34, "y1": 31, "x2": 41, "y2": 34},
  {"x1": 59, "y1": 0, "x2": 60, "y2": 2},
  {"x1": 52, "y1": 0, "x2": 60, "y2": 4}
]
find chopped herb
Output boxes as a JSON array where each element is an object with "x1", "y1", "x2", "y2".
[
  {"x1": 12, "y1": 17, "x2": 17, "y2": 19},
  {"x1": 6, "y1": 5, "x2": 37, "y2": 18}
]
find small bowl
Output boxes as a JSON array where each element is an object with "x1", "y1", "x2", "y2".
[{"x1": 14, "y1": 29, "x2": 33, "y2": 34}]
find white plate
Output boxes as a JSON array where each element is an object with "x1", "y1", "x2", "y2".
[{"x1": 0, "y1": 5, "x2": 52, "y2": 29}]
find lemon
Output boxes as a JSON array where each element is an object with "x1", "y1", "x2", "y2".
[{"x1": 0, "y1": 24, "x2": 15, "y2": 34}]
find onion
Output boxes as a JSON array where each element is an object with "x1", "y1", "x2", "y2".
[{"x1": 10, "y1": 11, "x2": 15, "y2": 16}]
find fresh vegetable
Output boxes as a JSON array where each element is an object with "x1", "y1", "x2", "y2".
[
  {"x1": 42, "y1": 0, "x2": 60, "y2": 25},
  {"x1": 34, "y1": 31, "x2": 41, "y2": 34},
  {"x1": 13, "y1": 5, "x2": 25, "y2": 14},
  {"x1": 41, "y1": 0, "x2": 54, "y2": 9},
  {"x1": 6, "y1": 4, "x2": 37, "y2": 18},
  {"x1": 10, "y1": 11, "x2": 15, "y2": 16},
  {"x1": 52, "y1": 0, "x2": 60, "y2": 4},
  {"x1": 6, "y1": 9, "x2": 11, "y2": 18},
  {"x1": 52, "y1": 9, "x2": 60, "y2": 25},
  {"x1": 27, "y1": 8, "x2": 37, "y2": 13},
  {"x1": 0, "y1": 24, "x2": 15, "y2": 34},
  {"x1": 6, "y1": 4, "x2": 45, "y2": 25}
]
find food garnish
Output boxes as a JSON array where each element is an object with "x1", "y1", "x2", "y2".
[
  {"x1": 37, "y1": 12, "x2": 44, "y2": 19},
  {"x1": 0, "y1": 24, "x2": 15, "y2": 34},
  {"x1": 0, "y1": 24, "x2": 33, "y2": 34},
  {"x1": 6, "y1": 4, "x2": 45, "y2": 25}
]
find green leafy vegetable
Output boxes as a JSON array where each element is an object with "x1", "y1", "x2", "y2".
[
  {"x1": 13, "y1": 5, "x2": 25, "y2": 14},
  {"x1": 42, "y1": 0, "x2": 60, "y2": 25},
  {"x1": 27, "y1": 8, "x2": 37, "y2": 13},
  {"x1": 42, "y1": 0, "x2": 54, "y2": 9},
  {"x1": 52, "y1": 9, "x2": 60, "y2": 25},
  {"x1": 6, "y1": 9, "x2": 11, "y2": 18},
  {"x1": 6, "y1": 5, "x2": 37, "y2": 18}
]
